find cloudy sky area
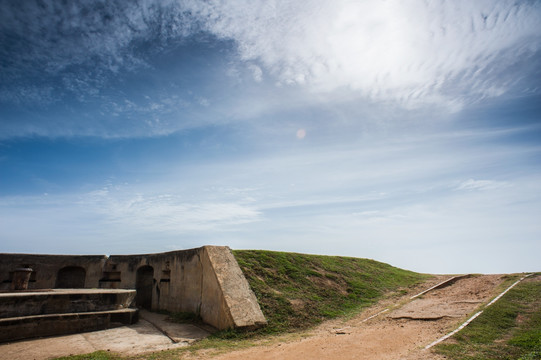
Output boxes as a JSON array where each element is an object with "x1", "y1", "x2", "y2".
[{"x1": 1, "y1": 0, "x2": 540, "y2": 274}]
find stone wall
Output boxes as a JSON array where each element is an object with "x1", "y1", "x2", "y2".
[{"x1": 0, "y1": 246, "x2": 266, "y2": 330}]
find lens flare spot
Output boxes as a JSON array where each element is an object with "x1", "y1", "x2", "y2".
[{"x1": 296, "y1": 128, "x2": 306, "y2": 139}]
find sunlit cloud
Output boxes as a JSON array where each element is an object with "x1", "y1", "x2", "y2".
[
  {"x1": 2, "y1": 1, "x2": 540, "y2": 112},
  {"x1": 190, "y1": 0, "x2": 541, "y2": 109}
]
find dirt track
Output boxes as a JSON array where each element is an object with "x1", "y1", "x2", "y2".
[{"x1": 194, "y1": 274, "x2": 509, "y2": 360}]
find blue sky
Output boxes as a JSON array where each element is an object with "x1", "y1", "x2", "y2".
[{"x1": 1, "y1": 0, "x2": 540, "y2": 274}]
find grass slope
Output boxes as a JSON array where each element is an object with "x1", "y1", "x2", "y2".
[
  {"x1": 232, "y1": 249, "x2": 429, "y2": 335},
  {"x1": 435, "y1": 274, "x2": 541, "y2": 360}
]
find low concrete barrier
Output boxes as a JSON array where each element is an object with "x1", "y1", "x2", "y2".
[
  {"x1": 0, "y1": 308, "x2": 138, "y2": 342},
  {"x1": 0, "y1": 289, "x2": 138, "y2": 342}
]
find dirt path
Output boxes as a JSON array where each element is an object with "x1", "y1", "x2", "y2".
[{"x1": 195, "y1": 274, "x2": 507, "y2": 360}]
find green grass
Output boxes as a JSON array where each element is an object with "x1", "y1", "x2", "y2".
[
  {"x1": 229, "y1": 249, "x2": 429, "y2": 337},
  {"x1": 54, "y1": 351, "x2": 121, "y2": 360},
  {"x1": 435, "y1": 274, "x2": 541, "y2": 360}
]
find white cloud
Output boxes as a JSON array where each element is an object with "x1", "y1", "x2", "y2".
[
  {"x1": 1, "y1": 123, "x2": 540, "y2": 271},
  {"x1": 82, "y1": 190, "x2": 262, "y2": 233},
  {"x1": 241, "y1": 173, "x2": 541, "y2": 273},
  {"x1": 3, "y1": 1, "x2": 539, "y2": 112},
  {"x1": 0, "y1": 187, "x2": 262, "y2": 254},
  {"x1": 0, "y1": 1, "x2": 190, "y2": 76},
  {"x1": 248, "y1": 64, "x2": 263, "y2": 82},
  {"x1": 456, "y1": 179, "x2": 509, "y2": 191},
  {"x1": 2, "y1": 1, "x2": 540, "y2": 139},
  {"x1": 188, "y1": 0, "x2": 541, "y2": 109}
]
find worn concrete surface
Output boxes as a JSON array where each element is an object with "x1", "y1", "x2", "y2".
[
  {"x1": 203, "y1": 246, "x2": 267, "y2": 329},
  {"x1": 139, "y1": 309, "x2": 212, "y2": 343},
  {"x1": 0, "y1": 289, "x2": 136, "y2": 318},
  {"x1": 0, "y1": 312, "x2": 212, "y2": 360}
]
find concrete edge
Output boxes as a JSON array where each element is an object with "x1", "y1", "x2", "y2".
[{"x1": 202, "y1": 246, "x2": 267, "y2": 329}]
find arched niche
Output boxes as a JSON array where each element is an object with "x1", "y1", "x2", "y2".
[{"x1": 56, "y1": 266, "x2": 86, "y2": 288}]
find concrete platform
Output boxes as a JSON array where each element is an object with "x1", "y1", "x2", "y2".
[
  {"x1": 0, "y1": 308, "x2": 139, "y2": 342},
  {"x1": 139, "y1": 310, "x2": 213, "y2": 343},
  {"x1": 0, "y1": 312, "x2": 213, "y2": 360},
  {"x1": 0, "y1": 289, "x2": 138, "y2": 342}
]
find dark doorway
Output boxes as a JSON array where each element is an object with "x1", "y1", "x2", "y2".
[
  {"x1": 136, "y1": 266, "x2": 154, "y2": 310},
  {"x1": 56, "y1": 266, "x2": 86, "y2": 288}
]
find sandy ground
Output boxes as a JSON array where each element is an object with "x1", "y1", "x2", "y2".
[
  {"x1": 0, "y1": 274, "x2": 520, "y2": 360},
  {"x1": 193, "y1": 274, "x2": 508, "y2": 360}
]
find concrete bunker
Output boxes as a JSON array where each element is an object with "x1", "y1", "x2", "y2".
[{"x1": 0, "y1": 246, "x2": 267, "y2": 333}]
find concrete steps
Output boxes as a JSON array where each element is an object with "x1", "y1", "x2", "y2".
[{"x1": 0, "y1": 289, "x2": 138, "y2": 342}]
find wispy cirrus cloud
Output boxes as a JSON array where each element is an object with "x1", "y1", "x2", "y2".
[
  {"x1": 0, "y1": 0, "x2": 198, "y2": 109},
  {"x1": 79, "y1": 185, "x2": 262, "y2": 233},
  {"x1": 0, "y1": 1, "x2": 190, "y2": 76},
  {"x1": 0, "y1": 186, "x2": 262, "y2": 253},
  {"x1": 190, "y1": 0, "x2": 541, "y2": 110},
  {"x1": 2, "y1": 0, "x2": 540, "y2": 111},
  {"x1": 1, "y1": 121, "x2": 540, "y2": 270},
  {"x1": 456, "y1": 179, "x2": 510, "y2": 192}
]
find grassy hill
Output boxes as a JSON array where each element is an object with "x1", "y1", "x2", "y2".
[{"x1": 232, "y1": 250, "x2": 430, "y2": 335}]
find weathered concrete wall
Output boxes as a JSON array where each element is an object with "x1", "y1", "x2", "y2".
[
  {"x1": 0, "y1": 246, "x2": 266, "y2": 330},
  {"x1": 200, "y1": 246, "x2": 234, "y2": 329},
  {"x1": 105, "y1": 248, "x2": 204, "y2": 315},
  {"x1": 0, "y1": 254, "x2": 107, "y2": 290}
]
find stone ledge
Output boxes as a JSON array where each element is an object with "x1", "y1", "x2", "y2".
[
  {"x1": 0, "y1": 308, "x2": 138, "y2": 343},
  {"x1": 0, "y1": 289, "x2": 136, "y2": 318}
]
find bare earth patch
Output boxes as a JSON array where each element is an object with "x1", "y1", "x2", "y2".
[{"x1": 196, "y1": 275, "x2": 507, "y2": 360}]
